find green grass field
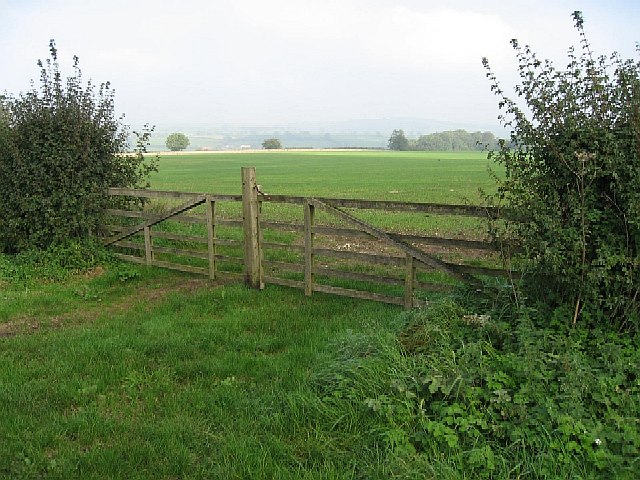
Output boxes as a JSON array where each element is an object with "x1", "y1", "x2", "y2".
[
  {"x1": 147, "y1": 150, "x2": 500, "y2": 204},
  {"x1": 2, "y1": 151, "x2": 637, "y2": 478},
  {"x1": 1, "y1": 151, "x2": 550, "y2": 479}
]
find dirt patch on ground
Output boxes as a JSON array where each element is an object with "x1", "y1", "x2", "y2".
[{"x1": 0, "y1": 276, "x2": 233, "y2": 339}]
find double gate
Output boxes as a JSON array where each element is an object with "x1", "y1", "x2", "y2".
[{"x1": 103, "y1": 167, "x2": 508, "y2": 308}]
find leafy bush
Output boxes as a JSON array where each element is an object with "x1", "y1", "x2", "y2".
[
  {"x1": 482, "y1": 12, "x2": 640, "y2": 330},
  {"x1": 307, "y1": 302, "x2": 640, "y2": 479},
  {"x1": 0, "y1": 40, "x2": 157, "y2": 253},
  {"x1": 0, "y1": 239, "x2": 114, "y2": 283}
]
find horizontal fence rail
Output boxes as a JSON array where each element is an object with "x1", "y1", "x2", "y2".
[{"x1": 102, "y1": 168, "x2": 514, "y2": 308}]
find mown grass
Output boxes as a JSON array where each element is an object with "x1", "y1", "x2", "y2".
[
  {"x1": 148, "y1": 150, "x2": 500, "y2": 203},
  {"x1": 1, "y1": 260, "x2": 402, "y2": 479},
  {"x1": 4, "y1": 257, "x2": 636, "y2": 479},
  {"x1": 4, "y1": 151, "x2": 635, "y2": 479}
]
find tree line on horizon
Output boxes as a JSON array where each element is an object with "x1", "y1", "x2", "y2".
[{"x1": 388, "y1": 128, "x2": 499, "y2": 151}]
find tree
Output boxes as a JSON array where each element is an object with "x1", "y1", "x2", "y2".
[
  {"x1": 262, "y1": 138, "x2": 282, "y2": 149},
  {"x1": 165, "y1": 132, "x2": 190, "y2": 151},
  {"x1": 483, "y1": 12, "x2": 639, "y2": 330},
  {"x1": 0, "y1": 40, "x2": 157, "y2": 253},
  {"x1": 388, "y1": 129, "x2": 410, "y2": 151}
]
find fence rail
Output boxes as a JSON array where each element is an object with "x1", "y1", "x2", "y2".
[{"x1": 102, "y1": 168, "x2": 512, "y2": 308}]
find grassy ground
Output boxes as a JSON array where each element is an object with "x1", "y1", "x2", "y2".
[
  {"x1": 2, "y1": 152, "x2": 637, "y2": 478},
  {"x1": 1, "y1": 262, "x2": 400, "y2": 479}
]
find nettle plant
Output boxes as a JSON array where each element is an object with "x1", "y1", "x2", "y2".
[
  {"x1": 0, "y1": 40, "x2": 157, "y2": 253},
  {"x1": 483, "y1": 12, "x2": 640, "y2": 331}
]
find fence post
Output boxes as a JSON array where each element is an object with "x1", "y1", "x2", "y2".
[
  {"x1": 241, "y1": 167, "x2": 264, "y2": 289},
  {"x1": 404, "y1": 254, "x2": 415, "y2": 309},
  {"x1": 205, "y1": 196, "x2": 216, "y2": 280},
  {"x1": 304, "y1": 200, "x2": 315, "y2": 296},
  {"x1": 144, "y1": 226, "x2": 153, "y2": 265}
]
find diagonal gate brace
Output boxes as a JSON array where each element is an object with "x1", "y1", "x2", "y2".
[
  {"x1": 310, "y1": 198, "x2": 468, "y2": 282},
  {"x1": 103, "y1": 195, "x2": 207, "y2": 246}
]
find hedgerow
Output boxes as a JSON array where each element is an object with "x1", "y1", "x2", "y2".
[
  {"x1": 482, "y1": 12, "x2": 640, "y2": 330},
  {"x1": 0, "y1": 41, "x2": 156, "y2": 253}
]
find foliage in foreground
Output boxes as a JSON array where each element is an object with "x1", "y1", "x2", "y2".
[
  {"x1": 482, "y1": 12, "x2": 640, "y2": 330},
  {"x1": 306, "y1": 299, "x2": 640, "y2": 479},
  {"x1": 0, "y1": 41, "x2": 157, "y2": 254},
  {"x1": 0, "y1": 240, "x2": 115, "y2": 284}
]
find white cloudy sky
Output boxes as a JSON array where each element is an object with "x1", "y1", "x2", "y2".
[{"x1": 1, "y1": 0, "x2": 639, "y2": 130}]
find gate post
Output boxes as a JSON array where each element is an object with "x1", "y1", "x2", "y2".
[
  {"x1": 241, "y1": 167, "x2": 264, "y2": 289},
  {"x1": 304, "y1": 200, "x2": 315, "y2": 296},
  {"x1": 205, "y1": 196, "x2": 216, "y2": 280},
  {"x1": 404, "y1": 254, "x2": 416, "y2": 309}
]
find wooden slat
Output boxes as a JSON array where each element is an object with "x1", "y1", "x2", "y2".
[
  {"x1": 259, "y1": 194, "x2": 499, "y2": 218},
  {"x1": 393, "y1": 234, "x2": 494, "y2": 251},
  {"x1": 150, "y1": 231, "x2": 208, "y2": 244},
  {"x1": 103, "y1": 224, "x2": 129, "y2": 233},
  {"x1": 107, "y1": 187, "x2": 241, "y2": 203},
  {"x1": 105, "y1": 209, "x2": 207, "y2": 225},
  {"x1": 215, "y1": 239, "x2": 243, "y2": 247},
  {"x1": 264, "y1": 261, "x2": 304, "y2": 273},
  {"x1": 104, "y1": 195, "x2": 206, "y2": 246},
  {"x1": 264, "y1": 223, "x2": 494, "y2": 252},
  {"x1": 415, "y1": 280, "x2": 455, "y2": 292},
  {"x1": 150, "y1": 260, "x2": 208, "y2": 276},
  {"x1": 112, "y1": 240, "x2": 145, "y2": 250},
  {"x1": 313, "y1": 267, "x2": 403, "y2": 286},
  {"x1": 445, "y1": 263, "x2": 518, "y2": 278},
  {"x1": 314, "y1": 248, "x2": 405, "y2": 266},
  {"x1": 113, "y1": 252, "x2": 146, "y2": 264},
  {"x1": 263, "y1": 275, "x2": 305, "y2": 290},
  {"x1": 108, "y1": 188, "x2": 205, "y2": 199},
  {"x1": 262, "y1": 242, "x2": 304, "y2": 252},
  {"x1": 153, "y1": 245, "x2": 209, "y2": 260},
  {"x1": 215, "y1": 254, "x2": 244, "y2": 264},
  {"x1": 217, "y1": 219, "x2": 243, "y2": 228},
  {"x1": 312, "y1": 284, "x2": 404, "y2": 306},
  {"x1": 261, "y1": 221, "x2": 304, "y2": 232}
]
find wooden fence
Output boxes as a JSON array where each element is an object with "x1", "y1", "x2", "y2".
[{"x1": 102, "y1": 167, "x2": 509, "y2": 308}]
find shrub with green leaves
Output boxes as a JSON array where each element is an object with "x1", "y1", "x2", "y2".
[
  {"x1": 482, "y1": 12, "x2": 639, "y2": 330},
  {"x1": 0, "y1": 40, "x2": 157, "y2": 253},
  {"x1": 307, "y1": 301, "x2": 640, "y2": 478}
]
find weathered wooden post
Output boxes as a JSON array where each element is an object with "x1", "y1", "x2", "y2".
[
  {"x1": 404, "y1": 254, "x2": 416, "y2": 309},
  {"x1": 304, "y1": 200, "x2": 315, "y2": 296},
  {"x1": 205, "y1": 195, "x2": 216, "y2": 280},
  {"x1": 241, "y1": 167, "x2": 264, "y2": 289},
  {"x1": 144, "y1": 226, "x2": 153, "y2": 265}
]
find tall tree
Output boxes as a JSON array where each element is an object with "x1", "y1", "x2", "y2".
[{"x1": 388, "y1": 129, "x2": 410, "y2": 150}]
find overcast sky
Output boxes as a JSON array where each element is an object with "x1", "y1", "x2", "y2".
[{"x1": 1, "y1": 0, "x2": 639, "y2": 131}]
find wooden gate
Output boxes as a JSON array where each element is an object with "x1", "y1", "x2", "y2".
[{"x1": 103, "y1": 167, "x2": 509, "y2": 308}]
